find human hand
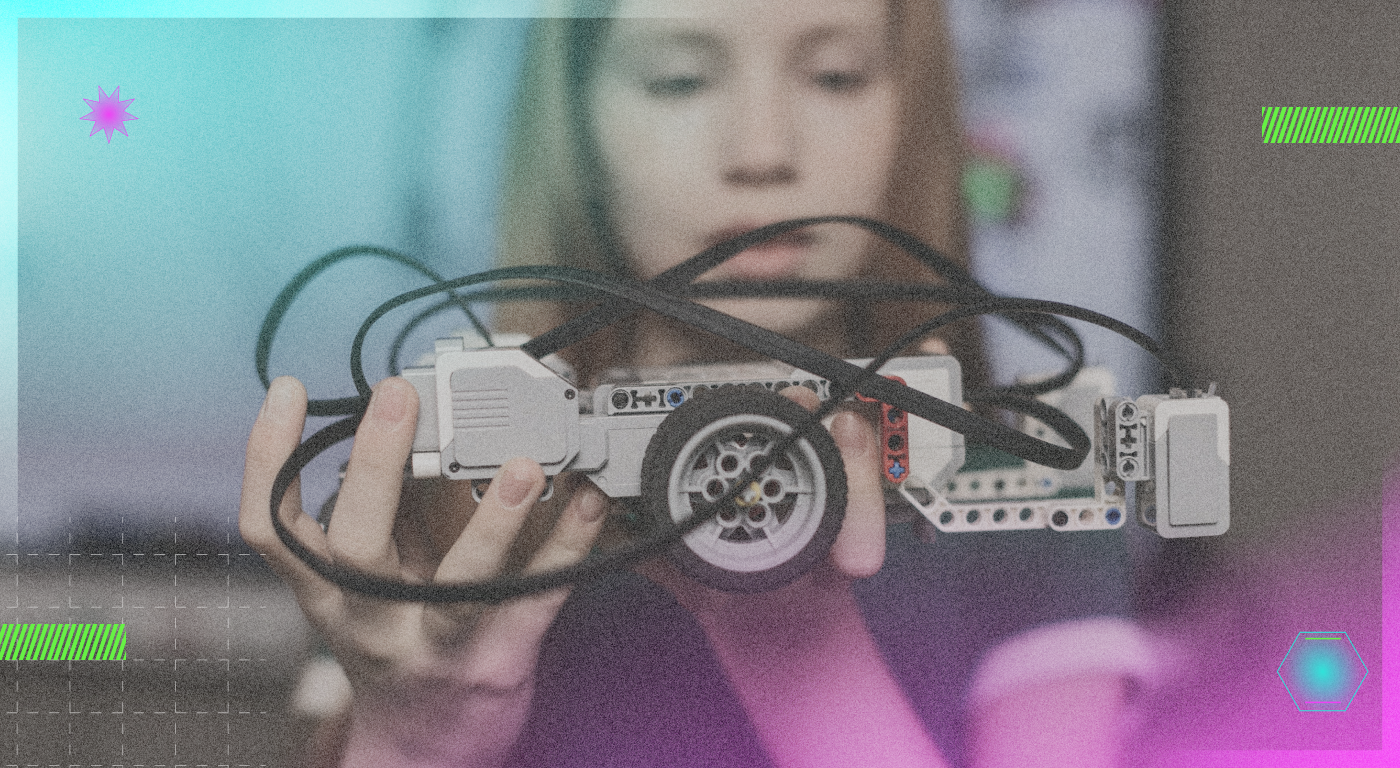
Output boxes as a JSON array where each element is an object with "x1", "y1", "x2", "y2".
[{"x1": 239, "y1": 376, "x2": 606, "y2": 768}]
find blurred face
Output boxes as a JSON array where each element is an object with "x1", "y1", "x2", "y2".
[{"x1": 589, "y1": 0, "x2": 899, "y2": 336}]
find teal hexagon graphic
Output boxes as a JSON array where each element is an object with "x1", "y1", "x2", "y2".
[{"x1": 1277, "y1": 631, "x2": 1368, "y2": 712}]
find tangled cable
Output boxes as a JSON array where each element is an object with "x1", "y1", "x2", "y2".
[{"x1": 258, "y1": 216, "x2": 1182, "y2": 602}]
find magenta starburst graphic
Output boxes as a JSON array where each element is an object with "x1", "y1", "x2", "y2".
[{"x1": 80, "y1": 86, "x2": 138, "y2": 143}]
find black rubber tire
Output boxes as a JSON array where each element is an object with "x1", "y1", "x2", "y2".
[{"x1": 640, "y1": 388, "x2": 847, "y2": 592}]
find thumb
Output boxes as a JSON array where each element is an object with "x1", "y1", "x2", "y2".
[{"x1": 827, "y1": 410, "x2": 885, "y2": 578}]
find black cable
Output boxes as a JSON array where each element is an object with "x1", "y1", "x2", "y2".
[
  {"x1": 382, "y1": 280, "x2": 984, "y2": 376},
  {"x1": 269, "y1": 412, "x2": 717, "y2": 603},
  {"x1": 270, "y1": 291, "x2": 1168, "y2": 603},
  {"x1": 255, "y1": 245, "x2": 495, "y2": 417},
  {"x1": 260, "y1": 217, "x2": 1192, "y2": 603},
  {"x1": 383, "y1": 278, "x2": 1087, "y2": 396},
  {"x1": 265, "y1": 220, "x2": 1086, "y2": 413},
  {"x1": 521, "y1": 216, "x2": 1079, "y2": 368},
  {"x1": 341, "y1": 265, "x2": 1088, "y2": 468},
  {"x1": 386, "y1": 296, "x2": 459, "y2": 377}
]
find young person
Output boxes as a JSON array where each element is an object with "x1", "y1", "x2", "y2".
[{"x1": 241, "y1": 2, "x2": 1154, "y2": 765}]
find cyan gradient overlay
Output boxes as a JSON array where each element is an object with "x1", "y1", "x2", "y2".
[
  {"x1": 13, "y1": 4, "x2": 541, "y2": 538},
  {"x1": 0, "y1": 0, "x2": 534, "y2": 546},
  {"x1": 6, "y1": 3, "x2": 1398, "y2": 767},
  {"x1": 0, "y1": 1, "x2": 532, "y2": 546},
  {"x1": 1277, "y1": 632, "x2": 1369, "y2": 712}
]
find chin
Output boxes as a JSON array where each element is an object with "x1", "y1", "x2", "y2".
[{"x1": 701, "y1": 297, "x2": 833, "y2": 339}]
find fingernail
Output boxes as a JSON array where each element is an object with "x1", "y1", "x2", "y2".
[
  {"x1": 575, "y1": 488, "x2": 607, "y2": 523},
  {"x1": 368, "y1": 380, "x2": 408, "y2": 424},
  {"x1": 497, "y1": 462, "x2": 535, "y2": 507},
  {"x1": 262, "y1": 377, "x2": 297, "y2": 424},
  {"x1": 920, "y1": 337, "x2": 950, "y2": 356},
  {"x1": 832, "y1": 412, "x2": 871, "y2": 458}
]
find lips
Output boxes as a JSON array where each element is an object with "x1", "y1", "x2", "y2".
[{"x1": 707, "y1": 224, "x2": 817, "y2": 280}]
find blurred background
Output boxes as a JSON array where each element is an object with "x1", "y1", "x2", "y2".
[{"x1": 7, "y1": 0, "x2": 1398, "y2": 764}]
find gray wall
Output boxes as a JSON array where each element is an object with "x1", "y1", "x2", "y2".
[{"x1": 1160, "y1": 2, "x2": 1400, "y2": 559}]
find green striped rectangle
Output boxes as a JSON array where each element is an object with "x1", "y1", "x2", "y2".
[
  {"x1": 0, "y1": 623, "x2": 126, "y2": 661},
  {"x1": 1263, "y1": 107, "x2": 1400, "y2": 143}
]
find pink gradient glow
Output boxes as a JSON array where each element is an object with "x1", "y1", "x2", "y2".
[
  {"x1": 1123, "y1": 466, "x2": 1396, "y2": 766},
  {"x1": 80, "y1": 85, "x2": 138, "y2": 143}
]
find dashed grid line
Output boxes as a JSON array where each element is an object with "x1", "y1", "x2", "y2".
[{"x1": 5, "y1": 515, "x2": 294, "y2": 765}]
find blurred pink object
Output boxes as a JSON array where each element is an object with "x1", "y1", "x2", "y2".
[{"x1": 1124, "y1": 467, "x2": 1394, "y2": 765}]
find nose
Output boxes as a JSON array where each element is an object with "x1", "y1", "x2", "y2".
[{"x1": 721, "y1": 73, "x2": 798, "y2": 187}]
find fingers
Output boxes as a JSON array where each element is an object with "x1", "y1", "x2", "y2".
[
  {"x1": 777, "y1": 385, "x2": 886, "y2": 577},
  {"x1": 455, "y1": 482, "x2": 609, "y2": 677},
  {"x1": 777, "y1": 385, "x2": 886, "y2": 578},
  {"x1": 421, "y1": 467, "x2": 598, "y2": 651},
  {"x1": 239, "y1": 377, "x2": 336, "y2": 605},
  {"x1": 828, "y1": 410, "x2": 886, "y2": 578},
  {"x1": 779, "y1": 384, "x2": 821, "y2": 411},
  {"x1": 325, "y1": 377, "x2": 420, "y2": 576},
  {"x1": 433, "y1": 458, "x2": 547, "y2": 584},
  {"x1": 520, "y1": 480, "x2": 609, "y2": 578},
  {"x1": 919, "y1": 337, "x2": 950, "y2": 356}
]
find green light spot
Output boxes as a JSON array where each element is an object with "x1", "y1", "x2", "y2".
[{"x1": 963, "y1": 158, "x2": 1021, "y2": 225}]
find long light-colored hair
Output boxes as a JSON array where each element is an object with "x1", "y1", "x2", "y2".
[{"x1": 495, "y1": 1, "x2": 986, "y2": 386}]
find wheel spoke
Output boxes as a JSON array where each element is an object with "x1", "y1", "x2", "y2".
[
  {"x1": 653, "y1": 393, "x2": 839, "y2": 589},
  {"x1": 680, "y1": 479, "x2": 712, "y2": 494},
  {"x1": 765, "y1": 518, "x2": 799, "y2": 548},
  {"x1": 763, "y1": 462, "x2": 813, "y2": 494}
]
